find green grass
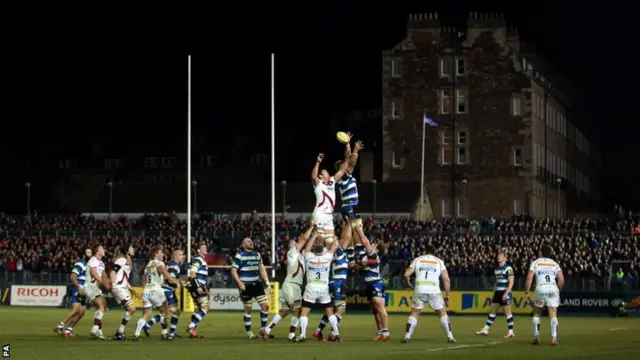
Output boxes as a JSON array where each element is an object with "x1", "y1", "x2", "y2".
[{"x1": 1, "y1": 308, "x2": 639, "y2": 360}]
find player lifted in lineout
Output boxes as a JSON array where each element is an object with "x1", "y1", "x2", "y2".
[
  {"x1": 231, "y1": 238, "x2": 272, "y2": 340},
  {"x1": 54, "y1": 247, "x2": 92, "y2": 337},
  {"x1": 402, "y1": 244, "x2": 455, "y2": 343},
  {"x1": 476, "y1": 250, "x2": 516, "y2": 338},
  {"x1": 144, "y1": 249, "x2": 185, "y2": 339},
  {"x1": 358, "y1": 234, "x2": 389, "y2": 341},
  {"x1": 296, "y1": 234, "x2": 343, "y2": 342},
  {"x1": 311, "y1": 152, "x2": 348, "y2": 246},
  {"x1": 133, "y1": 247, "x2": 181, "y2": 341},
  {"x1": 84, "y1": 244, "x2": 111, "y2": 340},
  {"x1": 185, "y1": 243, "x2": 210, "y2": 338},
  {"x1": 313, "y1": 222, "x2": 354, "y2": 341},
  {"x1": 525, "y1": 244, "x2": 565, "y2": 346},
  {"x1": 263, "y1": 222, "x2": 317, "y2": 341},
  {"x1": 111, "y1": 244, "x2": 138, "y2": 340}
]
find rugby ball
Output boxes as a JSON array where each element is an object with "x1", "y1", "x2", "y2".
[{"x1": 336, "y1": 131, "x2": 350, "y2": 144}]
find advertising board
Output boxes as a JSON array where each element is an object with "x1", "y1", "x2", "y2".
[{"x1": 10, "y1": 285, "x2": 67, "y2": 307}]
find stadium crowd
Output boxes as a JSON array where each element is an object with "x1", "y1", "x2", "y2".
[{"x1": 0, "y1": 213, "x2": 638, "y2": 284}]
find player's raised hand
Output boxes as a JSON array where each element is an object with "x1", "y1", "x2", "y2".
[
  {"x1": 354, "y1": 140, "x2": 364, "y2": 152},
  {"x1": 346, "y1": 132, "x2": 353, "y2": 142},
  {"x1": 317, "y1": 153, "x2": 325, "y2": 163}
]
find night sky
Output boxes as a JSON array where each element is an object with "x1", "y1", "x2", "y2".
[{"x1": 3, "y1": 6, "x2": 639, "y2": 209}]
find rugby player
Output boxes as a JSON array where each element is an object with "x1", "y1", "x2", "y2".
[
  {"x1": 231, "y1": 237, "x2": 272, "y2": 340},
  {"x1": 476, "y1": 250, "x2": 516, "y2": 338},
  {"x1": 311, "y1": 152, "x2": 348, "y2": 246},
  {"x1": 313, "y1": 223, "x2": 353, "y2": 341},
  {"x1": 144, "y1": 249, "x2": 184, "y2": 339},
  {"x1": 185, "y1": 243, "x2": 210, "y2": 338},
  {"x1": 54, "y1": 247, "x2": 92, "y2": 337},
  {"x1": 402, "y1": 244, "x2": 455, "y2": 343},
  {"x1": 133, "y1": 246, "x2": 181, "y2": 341},
  {"x1": 296, "y1": 236, "x2": 343, "y2": 342},
  {"x1": 111, "y1": 244, "x2": 137, "y2": 340},
  {"x1": 358, "y1": 235, "x2": 389, "y2": 341},
  {"x1": 84, "y1": 244, "x2": 111, "y2": 340},
  {"x1": 263, "y1": 222, "x2": 316, "y2": 341},
  {"x1": 525, "y1": 244, "x2": 565, "y2": 346}
]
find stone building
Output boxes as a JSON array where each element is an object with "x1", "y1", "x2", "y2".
[{"x1": 381, "y1": 12, "x2": 601, "y2": 218}]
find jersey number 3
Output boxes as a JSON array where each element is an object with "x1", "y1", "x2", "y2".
[{"x1": 315, "y1": 272, "x2": 321, "y2": 280}]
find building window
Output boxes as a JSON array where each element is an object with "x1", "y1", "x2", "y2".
[
  {"x1": 456, "y1": 199, "x2": 466, "y2": 217},
  {"x1": 513, "y1": 148, "x2": 523, "y2": 166},
  {"x1": 392, "y1": 151, "x2": 404, "y2": 169},
  {"x1": 162, "y1": 157, "x2": 176, "y2": 168},
  {"x1": 441, "y1": 199, "x2": 451, "y2": 217},
  {"x1": 457, "y1": 131, "x2": 466, "y2": 145},
  {"x1": 104, "y1": 158, "x2": 123, "y2": 169},
  {"x1": 512, "y1": 97, "x2": 522, "y2": 116},
  {"x1": 456, "y1": 58, "x2": 465, "y2": 76},
  {"x1": 144, "y1": 157, "x2": 159, "y2": 168},
  {"x1": 456, "y1": 89, "x2": 467, "y2": 114},
  {"x1": 201, "y1": 155, "x2": 216, "y2": 167},
  {"x1": 513, "y1": 200, "x2": 523, "y2": 215},
  {"x1": 391, "y1": 99, "x2": 403, "y2": 119},
  {"x1": 456, "y1": 148, "x2": 466, "y2": 165},
  {"x1": 439, "y1": 58, "x2": 453, "y2": 78},
  {"x1": 440, "y1": 89, "x2": 452, "y2": 114},
  {"x1": 439, "y1": 130, "x2": 451, "y2": 165},
  {"x1": 391, "y1": 59, "x2": 402, "y2": 78}
]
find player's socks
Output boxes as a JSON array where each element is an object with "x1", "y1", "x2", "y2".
[
  {"x1": 506, "y1": 315, "x2": 515, "y2": 333},
  {"x1": 268, "y1": 314, "x2": 282, "y2": 329},
  {"x1": 316, "y1": 315, "x2": 329, "y2": 333},
  {"x1": 550, "y1": 317, "x2": 558, "y2": 340},
  {"x1": 170, "y1": 314, "x2": 179, "y2": 335},
  {"x1": 483, "y1": 313, "x2": 496, "y2": 331},
  {"x1": 134, "y1": 318, "x2": 147, "y2": 337},
  {"x1": 532, "y1": 316, "x2": 541, "y2": 338},
  {"x1": 118, "y1": 312, "x2": 131, "y2": 334},
  {"x1": 189, "y1": 309, "x2": 207, "y2": 329},
  {"x1": 328, "y1": 315, "x2": 340, "y2": 336},
  {"x1": 299, "y1": 316, "x2": 309, "y2": 338},
  {"x1": 91, "y1": 311, "x2": 103, "y2": 333},
  {"x1": 145, "y1": 314, "x2": 162, "y2": 329},
  {"x1": 260, "y1": 310, "x2": 269, "y2": 329},
  {"x1": 243, "y1": 314, "x2": 252, "y2": 333},
  {"x1": 289, "y1": 315, "x2": 299, "y2": 337},
  {"x1": 161, "y1": 318, "x2": 168, "y2": 335},
  {"x1": 57, "y1": 321, "x2": 64, "y2": 329},
  {"x1": 405, "y1": 316, "x2": 417, "y2": 339},
  {"x1": 439, "y1": 315, "x2": 453, "y2": 339}
]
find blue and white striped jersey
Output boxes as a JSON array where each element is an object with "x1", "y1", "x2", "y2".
[
  {"x1": 359, "y1": 251, "x2": 381, "y2": 283},
  {"x1": 190, "y1": 255, "x2": 208, "y2": 286},
  {"x1": 71, "y1": 258, "x2": 87, "y2": 287},
  {"x1": 337, "y1": 171, "x2": 358, "y2": 207},
  {"x1": 494, "y1": 263, "x2": 514, "y2": 291},
  {"x1": 331, "y1": 248, "x2": 349, "y2": 281},
  {"x1": 232, "y1": 251, "x2": 262, "y2": 283},
  {"x1": 163, "y1": 260, "x2": 181, "y2": 290}
]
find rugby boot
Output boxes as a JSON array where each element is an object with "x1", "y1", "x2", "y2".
[{"x1": 312, "y1": 330, "x2": 323, "y2": 341}]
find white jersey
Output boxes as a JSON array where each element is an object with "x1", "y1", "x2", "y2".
[
  {"x1": 410, "y1": 254, "x2": 447, "y2": 294},
  {"x1": 113, "y1": 257, "x2": 131, "y2": 288},
  {"x1": 313, "y1": 177, "x2": 336, "y2": 215},
  {"x1": 284, "y1": 247, "x2": 305, "y2": 287},
  {"x1": 85, "y1": 256, "x2": 105, "y2": 285},
  {"x1": 304, "y1": 251, "x2": 333, "y2": 288},
  {"x1": 529, "y1": 257, "x2": 562, "y2": 289},
  {"x1": 144, "y1": 259, "x2": 165, "y2": 290}
]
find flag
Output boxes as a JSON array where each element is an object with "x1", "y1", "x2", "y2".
[{"x1": 423, "y1": 114, "x2": 438, "y2": 127}]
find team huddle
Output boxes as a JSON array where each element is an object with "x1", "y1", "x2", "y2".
[{"x1": 53, "y1": 133, "x2": 566, "y2": 345}]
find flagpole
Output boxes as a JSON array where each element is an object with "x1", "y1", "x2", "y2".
[{"x1": 420, "y1": 114, "x2": 426, "y2": 221}]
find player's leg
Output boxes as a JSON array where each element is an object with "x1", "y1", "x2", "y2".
[
  {"x1": 114, "y1": 288, "x2": 136, "y2": 340},
  {"x1": 327, "y1": 282, "x2": 346, "y2": 341},
  {"x1": 476, "y1": 301, "x2": 501, "y2": 335},
  {"x1": 187, "y1": 284, "x2": 210, "y2": 337},
  {"x1": 255, "y1": 288, "x2": 271, "y2": 338},
  {"x1": 166, "y1": 290, "x2": 181, "y2": 338},
  {"x1": 323, "y1": 298, "x2": 342, "y2": 342},
  {"x1": 547, "y1": 306, "x2": 559, "y2": 345},
  {"x1": 503, "y1": 298, "x2": 515, "y2": 338},
  {"x1": 66, "y1": 304, "x2": 87, "y2": 337},
  {"x1": 370, "y1": 282, "x2": 389, "y2": 341},
  {"x1": 297, "y1": 304, "x2": 312, "y2": 342},
  {"x1": 90, "y1": 295, "x2": 107, "y2": 339},
  {"x1": 158, "y1": 302, "x2": 171, "y2": 339},
  {"x1": 531, "y1": 300, "x2": 543, "y2": 345},
  {"x1": 402, "y1": 294, "x2": 425, "y2": 342},
  {"x1": 431, "y1": 294, "x2": 454, "y2": 342},
  {"x1": 143, "y1": 312, "x2": 163, "y2": 335},
  {"x1": 134, "y1": 306, "x2": 153, "y2": 340},
  {"x1": 56, "y1": 298, "x2": 80, "y2": 335}
]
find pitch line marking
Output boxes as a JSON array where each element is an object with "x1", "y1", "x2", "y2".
[
  {"x1": 427, "y1": 341, "x2": 501, "y2": 352},
  {"x1": 609, "y1": 327, "x2": 628, "y2": 331}
]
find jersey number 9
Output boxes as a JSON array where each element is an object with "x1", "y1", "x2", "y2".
[{"x1": 545, "y1": 275, "x2": 551, "y2": 282}]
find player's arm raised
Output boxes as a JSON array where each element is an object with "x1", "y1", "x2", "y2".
[
  {"x1": 339, "y1": 224, "x2": 352, "y2": 250},
  {"x1": 403, "y1": 260, "x2": 415, "y2": 290},
  {"x1": 311, "y1": 153, "x2": 324, "y2": 185},
  {"x1": 333, "y1": 159, "x2": 349, "y2": 182},
  {"x1": 347, "y1": 140, "x2": 363, "y2": 173},
  {"x1": 296, "y1": 222, "x2": 316, "y2": 252}
]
